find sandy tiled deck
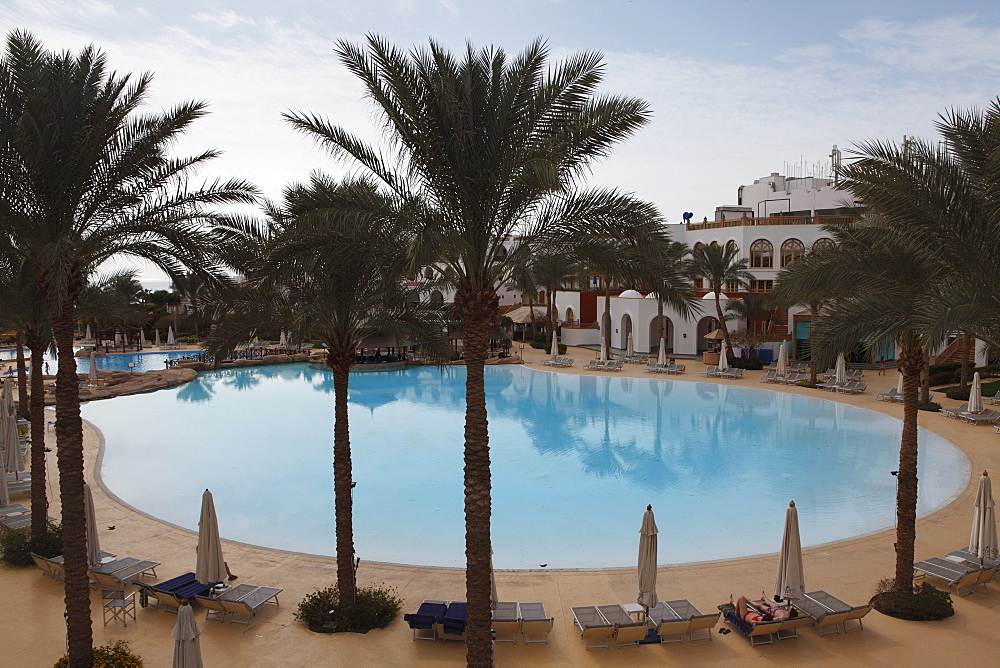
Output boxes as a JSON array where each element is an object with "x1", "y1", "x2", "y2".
[{"x1": 3, "y1": 346, "x2": 999, "y2": 666}]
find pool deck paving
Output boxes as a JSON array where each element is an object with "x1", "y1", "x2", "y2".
[{"x1": 3, "y1": 345, "x2": 999, "y2": 666}]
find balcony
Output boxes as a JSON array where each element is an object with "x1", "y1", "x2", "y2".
[{"x1": 684, "y1": 214, "x2": 855, "y2": 231}]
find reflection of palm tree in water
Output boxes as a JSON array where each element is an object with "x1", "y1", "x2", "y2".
[
  {"x1": 176, "y1": 375, "x2": 216, "y2": 403},
  {"x1": 221, "y1": 368, "x2": 262, "y2": 392}
]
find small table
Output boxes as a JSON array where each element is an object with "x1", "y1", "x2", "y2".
[{"x1": 622, "y1": 603, "x2": 646, "y2": 622}]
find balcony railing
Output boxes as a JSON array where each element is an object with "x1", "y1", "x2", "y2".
[{"x1": 685, "y1": 214, "x2": 855, "y2": 231}]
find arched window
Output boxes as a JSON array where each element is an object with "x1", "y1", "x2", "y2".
[
  {"x1": 429, "y1": 290, "x2": 444, "y2": 307},
  {"x1": 493, "y1": 245, "x2": 508, "y2": 262},
  {"x1": 693, "y1": 242, "x2": 704, "y2": 253},
  {"x1": 781, "y1": 238, "x2": 805, "y2": 267},
  {"x1": 811, "y1": 237, "x2": 835, "y2": 254},
  {"x1": 538, "y1": 290, "x2": 546, "y2": 304},
  {"x1": 564, "y1": 307, "x2": 574, "y2": 323},
  {"x1": 725, "y1": 240, "x2": 738, "y2": 254},
  {"x1": 423, "y1": 267, "x2": 434, "y2": 280},
  {"x1": 750, "y1": 239, "x2": 773, "y2": 268},
  {"x1": 709, "y1": 240, "x2": 719, "y2": 247}
]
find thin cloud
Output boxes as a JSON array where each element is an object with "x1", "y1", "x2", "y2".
[{"x1": 192, "y1": 10, "x2": 257, "y2": 29}]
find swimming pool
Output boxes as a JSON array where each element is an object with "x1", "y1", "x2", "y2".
[
  {"x1": 82, "y1": 364, "x2": 968, "y2": 569},
  {"x1": 1, "y1": 349, "x2": 194, "y2": 374}
]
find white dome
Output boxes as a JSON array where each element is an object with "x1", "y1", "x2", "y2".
[
  {"x1": 618, "y1": 289, "x2": 644, "y2": 299},
  {"x1": 701, "y1": 291, "x2": 728, "y2": 300},
  {"x1": 645, "y1": 292, "x2": 659, "y2": 299}
]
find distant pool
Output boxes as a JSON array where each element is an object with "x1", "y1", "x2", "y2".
[
  {"x1": 82, "y1": 364, "x2": 968, "y2": 569},
  {"x1": 76, "y1": 351, "x2": 195, "y2": 374}
]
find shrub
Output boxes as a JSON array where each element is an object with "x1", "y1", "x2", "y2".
[
  {"x1": 871, "y1": 581, "x2": 954, "y2": 621},
  {"x1": 1, "y1": 523, "x2": 62, "y2": 567},
  {"x1": 296, "y1": 583, "x2": 403, "y2": 633},
  {"x1": 917, "y1": 401, "x2": 942, "y2": 412},
  {"x1": 529, "y1": 342, "x2": 567, "y2": 355},
  {"x1": 945, "y1": 387, "x2": 969, "y2": 401},
  {"x1": 928, "y1": 362, "x2": 961, "y2": 375},
  {"x1": 928, "y1": 371, "x2": 959, "y2": 387},
  {"x1": 798, "y1": 380, "x2": 819, "y2": 389},
  {"x1": 55, "y1": 640, "x2": 143, "y2": 667},
  {"x1": 730, "y1": 357, "x2": 764, "y2": 370}
]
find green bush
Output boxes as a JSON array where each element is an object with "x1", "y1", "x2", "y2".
[
  {"x1": 529, "y1": 342, "x2": 567, "y2": 355},
  {"x1": 928, "y1": 362, "x2": 961, "y2": 375},
  {"x1": 730, "y1": 357, "x2": 764, "y2": 370},
  {"x1": 55, "y1": 640, "x2": 143, "y2": 667},
  {"x1": 872, "y1": 581, "x2": 954, "y2": 621},
  {"x1": 917, "y1": 401, "x2": 942, "y2": 412},
  {"x1": 296, "y1": 583, "x2": 403, "y2": 633},
  {"x1": 1, "y1": 523, "x2": 62, "y2": 567},
  {"x1": 928, "y1": 371, "x2": 959, "y2": 387}
]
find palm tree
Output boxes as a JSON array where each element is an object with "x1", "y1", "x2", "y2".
[
  {"x1": 640, "y1": 240, "x2": 695, "y2": 355},
  {"x1": 688, "y1": 243, "x2": 754, "y2": 360},
  {"x1": 286, "y1": 36, "x2": 660, "y2": 664},
  {"x1": 724, "y1": 293, "x2": 771, "y2": 361},
  {"x1": 528, "y1": 252, "x2": 581, "y2": 345},
  {"x1": 0, "y1": 32, "x2": 256, "y2": 664},
  {"x1": 0, "y1": 254, "x2": 51, "y2": 540},
  {"x1": 207, "y1": 175, "x2": 447, "y2": 604}
]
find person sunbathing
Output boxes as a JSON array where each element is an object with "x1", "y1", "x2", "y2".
[{"x1": 733, "y1": 595, "x2": 797, "y2": 623}]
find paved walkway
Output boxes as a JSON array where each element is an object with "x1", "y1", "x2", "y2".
[{"x1": 3, "y1": 346, "x2": 998, "y2": 666}]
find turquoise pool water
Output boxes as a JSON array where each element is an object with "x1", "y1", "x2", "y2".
[
  {"x1": 81, "y1": 364, "x2": 968, "y2": 569},
  {"x1": 2, "y1": 349, "x2": 194, "y2": 374}
]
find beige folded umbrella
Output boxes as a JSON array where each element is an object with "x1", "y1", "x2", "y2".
[
  {"x1": 84, "y1": 483, "x2": 102, "y2": 567},
  {"x1": 776, "y1": 341, "x2": 787, "y2": 377},
  {"x1": 626, "y1": 332, "x2": 634, "y2": 359},
  {"x1": 774, "y1": 500, "x2": 805, "y2": 601},
  {"x1": 637, "y1": 504, "x2": 659, "y2": 613},
  {"x1": 550, "y1": 332, "x2": 559, "y2": 360},
  {"x1": 2, "y1": 402, "x2": 22, "y2": 476},
  {"x1": 88, "y1": 352, "x2": 98, "y2": 382},
  {"x1": 171, "y1": 602, "x2": 203, "y2": 668},
  {"x1": 835, "y1": 353, "x2": 847, "y2": 385},
  {"x1": 717, "y1": 340, "x2": 730, "y2": 373},
  {"x1": 195, "y1": 489, "x2": 226, "y2": 585},
  {"x1": 970, "y1": 471, "x2": 998, "y2": 564},
  {"x1": 969, "y1": 372, "x2": 984, "y2": 413},
  {"x1": 155, "y1": 329, "x2": 161, "y2": 347},
  {"x1": 656, "y1": 337, "x2": 666, "y2": 366}
]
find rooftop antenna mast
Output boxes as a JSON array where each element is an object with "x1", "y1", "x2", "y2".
[{"x1": 830, "y1": 145, "x2": 842, "y2": 186}]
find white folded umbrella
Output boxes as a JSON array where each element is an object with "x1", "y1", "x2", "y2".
[{"x1": 774, "y1": 500, "x2": 805, "y2": 601}]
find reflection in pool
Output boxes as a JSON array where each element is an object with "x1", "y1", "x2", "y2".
[{"x1": 83, "y1": 364, "x2": 968, "y2": 568}]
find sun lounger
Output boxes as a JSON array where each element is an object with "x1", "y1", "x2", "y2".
[
  {"x1": 987, "y1": 391, "x2": 1000, "y2": 406},
  {"x1": 554, "y1": 357, "x2": 575, "y2": 367},
  {"x1": 403, "y1": 599, "x2": 448, "y2": 641},
  {"x1": 642, "y1": 360, "x2": 660, "y2": 373},
  {"x1": 0, "y1": 511, "x2": 56, "y2": 530},
  {"x1": 837, "y1": 381, "x2": 867, "y2": 394},
  {"x1": 800, "y1": 591, "x2": 873, "y2": 634},
  {"x1": 518, "y1": 602, "x2": 554, "y2": 644},
  {"x1": 666, "y1": 364, "x2": 685, "y2": 375},
  {"x1": 491, "y1": 601, "x2": 519, "y2": 642},
  {"x1": 778, "y1": 373, "x2": 806, "y2": 386},
  {"x1": 913, "y1": 557, "x2": 987, "y2": 596},
  {"x1": 718, "y1": 368, "x2": 745, "y2": 380},
  {"x1": 946, "y1": 547, "x2": 1000, "y2": 570},
  {"x1": 876, "y1": 388, "x2": 902, "y2": 402},
  {"x1": 700, "y1": 366, "x2": 718, "y2": 377},
  {"x1": 571, "y1": 605, "x2": 615, "y2": 650},
  {"x1": 718, "y1": 603, "x2": 783, "y2": 646},
  {"x1": 760, "y1": 370, "x2": 778, "y2": 383},
  {"x1": 89, "y1": 558, "x2": 160, "y2": 589},
  {"x1": 216, "y1": 584, "x2": 282, "y2": 625},
  {"x1": 596, "y1": 604, "x2": 647, "y2": 648},
  {"x1": 792, "y1": 595, "x2": 853, "y2": 636},
  {"x1": 30, "y1": 552, "x2": 62, "y2": 580},
  {"x1": 662, "y1": 599, "x2": 719, "y2": 641},
  {"x1": 439, "y1": 601, "x2": 469, "y2": 641},
  {"x1": 583, "y1": 360, "x2": 604, "y2": 371},
  {"x1": 942, "y1": 403, "x2": 969, "y2": 419},
  {"x1": 959, "y1": 409, "x2": 1000, "y2": 425},
  {"x1": 601, "y1": 359, "x2": 624, "y2": 372},
  {"x1": 135, "y1": 572, "x2": 217, "y2": 613},
  {"x1": 0, "y1": 503, "x2": 28, "y2": 518},
  {"x1": 648, "y1": 602, "x2": 688, "y2": 643},
  {"x1": 194, "y1": 594, "x2": 230, "y2": 622}
]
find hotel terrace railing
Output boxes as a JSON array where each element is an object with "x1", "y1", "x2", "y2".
[{"x1": 684, "y1": 214, "x2": 856, "y2": 231}]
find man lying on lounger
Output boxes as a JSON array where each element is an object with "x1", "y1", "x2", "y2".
[{"x1": 732, "y1": 595, "x2": 798, "y2": 623}]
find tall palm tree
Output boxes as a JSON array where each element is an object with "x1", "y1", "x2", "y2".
[
  {"x1": 688, "y1": 243, "x2": 754, "y2": 360},
  {"x1": 208, "y1": 175, "x2": 447, "y2": 604},
  {"x1": 640, "y1": 240, "x2": 695, "y2": 354},
  {"x1": 724, "y1": 293, "x2": 771, "y2": 361},
  {"x1": 0, "y1": 32, "x2": 256, "y2": 664},
  {"x1": 286, "y1": 36, "x2": 660, "y2": 664},
  {"x1": 0, "y1": 254, "x2": 51, "y2": 540},
  {"x1": 528, "y1": 251, "x2": 581, "y2": 345}
]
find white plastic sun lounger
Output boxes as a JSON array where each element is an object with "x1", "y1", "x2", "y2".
[
  {"x1": 596, "y1": 604, "x2": 648, "y2": 648},
  {"x1": 518, "y1": 602, "x2": 554, "y2": 644}
]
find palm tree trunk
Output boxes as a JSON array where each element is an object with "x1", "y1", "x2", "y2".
[
  {"x1": 454, "y1": 289, "x2": 496, "y2": 668},
  {"x1": 15, "y1": 332, "x2": 28, "y2": 419},
  {"x1": 25, "y1": 329, "x2": 49, "y2": 541},
  {"x1": 894, "y1": 342, "x2": 924, "y2": 594},
  {"x1": 545, "y1": 287, "x2": 554, "y2": 346},
  {"x1": 603, "y1": 285, "x2": 612, "y2": 354},
  {"x1": 808, "y1": 302, "x2": 820, "y2": 384},
  {"x1": 328, "y1": 348, "x2": 357, "y2": 605},
  {"x1": 959, "y1": 332, "x2": 971, "y2": 391},
  {"x1": 920, "y1": 350, "x2": 931, "y2": 404},
  {"x1": 52, "y1": 296, "x2": 93, "y2": 664},
  {"x1": 714, "y1": 290, "x2": 732, "y2": 362}
]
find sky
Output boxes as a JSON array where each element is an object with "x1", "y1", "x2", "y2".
[{"x1": 4, "y1": 0, "x2": 1000, "y2": 288}]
